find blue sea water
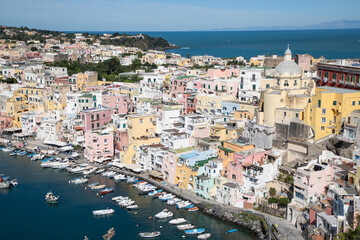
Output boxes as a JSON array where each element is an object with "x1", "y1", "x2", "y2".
[
  {"x1": 75, "y1": 29, "x2": 360, "y2": 59},
  {"x1": 0, "y1": 153, "x2": 256, "y2": 240}
]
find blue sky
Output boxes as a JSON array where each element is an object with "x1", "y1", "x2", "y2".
[{"x1": 0, "y1": 0, "x2": 359, "y2": 31}]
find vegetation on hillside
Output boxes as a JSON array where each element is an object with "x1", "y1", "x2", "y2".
[{"x1": 45, "y1": 57, "x2": 156, "y2": 82}]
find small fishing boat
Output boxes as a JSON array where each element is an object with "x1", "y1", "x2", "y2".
[
  {"x1": 188, "y1": 206, "x2": 199, "y2": 212},
  {"x1": 148, "y1": 189, "x2": 163, "y2": 197},
  {"x1": 198, "y1": 233, "x2": 211, "y2": 239},
  {"x1": 2, "y1": 148, "x2": 13, "y2": 152},
  {"x1": 69, "y1": 178, "x2": 88, "y2": 184},
  {"x1": 10, "y1": 179, "x2": 18, "y2": 186},
  {"x1": 51, "y1": 161, "x2": 71, "y2": 170},
  {"x1": 113, "y1": 174, "x2": 127, "y2": 181},
  {"x1": 126, "y1": 205, "x2": 139, "y2": 210},
  {"x1": 177, "y1": 224, "x2": 195, "y2": 230},
  {"x1": 27, "y1": 153, "x2": 37, "y2": 157},
  {"x1": 83, "y1": 167, "x2": 97, "y2": 175},
  {"x1": 112, "y1": 195, "x2": 127, "y2": 201},
  {"x1": 10, "y1": 150, "x2": 21, "y2": 156},
  {"x1": 176, "y1": 201, "x2": 192, "y2": 209},
  {"x1": 169, "y1": 218, "x2": 187, "y2": 225},
  {"x1": 138, "y1": 232, "x2": 161, "y2": 238},
  {"x1": 155, "y1": 209, "x2": 173, "y2": 219},
  {"x1": 45, "y1": 191, "x2": 59, "y2": 204},
  {"x1": 91, "y1": 184, "x2": 106, "y2": 190},
  {"x1": 226, "y1": 229, "x2": 238, "y2": 234},
  {"x1": 92, "y1": 209, "x2": 115, "y2": 216},
  {"x1": 17, "y1": 151, "x2": 28, "y2": 156},
  {"x1": 100, "y1": 188, "x2": 114, "y2": 194},
  {"x1": 185, "y1": 228, "x2": 205, "y2": 235},
  {"x1": 0, "y1": 177, "x2": 11, "y2": 189},
  {"x1": 88, "y1": 182, "x2": 99, "y2": 188},
  {"x1": 119, "y1": 200, "x2": 135, "y2": 207}
]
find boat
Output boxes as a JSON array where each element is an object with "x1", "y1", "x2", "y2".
[
  {"x1": 95, "y1": 169, "x2": 105, "y2": 174},
  {"x1": 31, "y1": 154, "x2": 44, "y2": 161},
  {"x1": 27, "y1": 153, "x2": 37, "y2": 157},
  {"x1": 0, "y1": 177, "x2": 11, "y2": 189},
  {"x1": 169, "y1": 218, "x2": 187, "y2": 225},
  {"x1": 83, "y1": 167, "x2": 97, "y2": 175},
  {"x1": 177, "y1": 201, "x2": 192, "y2": 209},
  {"x1": 226, "y1": 229, "x2": 238, "y2": 234},
  {"x1": 45, "y1": 191, "x2": 59, "y2": 204},
  {"x1": 113, "y1": 174, "x2": 126, "y2": 181},
  {"x1": 69, "y1": 178, "x2": 88, "y2": 184},
  {"x1": 126, "y1": 205, "x2": 139, "y2": 210},
  {"x1": 100, "y1": 188, "x2": 114, "y2": 194},
  {"x1": 148, "y1": 189, "x2": 163, "y2": 197},
  {"x1": 155, "y1": 209, "x2": 173, "y2": 219},
  {"x1": 119, "y1": 199, "x2": 135, "y2": 207},
  {"x1": 91, "y1": 184, "x2": 106, "y2": 190},
  {"x1": 107, "y1": 171, "x2": 117, "y2": 178},
  {"x1": 10, "y1": 179, "x2": 18, "y2": 186},
  {"x1": 69, "y1": 164, "x2": 89, "y2": 174},
  {"x1": 17, "y1": 151, "x2": 28, "y2": 156},
  {"x1": 159, "y1": 193, "x2": 174, "y2": 202},
  {"x1": 167, "y1": 198, "x2": 181, "y2": 206},
  {"x1": 188, "y1": 207, "x2": 199, "y2": 212},
  {"x1": 41, "y1": 161, "x2": 54, "y2": 168},
  {"x1": 88, "y1": 182, "x2": 99, "y2": 187},
  {"x1": 198, "y1": 233, "x2": 211, "y2": 239},
  {"x1": 10, "y1": 150, "x2": 21, "y2": 156},
  {"x1": 51, "y1": 161, "x2": 71, "y2": 169},
  {"x1": 2, "y1": 148, "x2": 14, "y2": 152},
  {"x1": 92, "y1": 209, "x2": 115, "y2": 216},
  {"x1": 138, "y1": 232, "x2": 161, "y2": 238},
  {"x1": 112, "y1": 195, "x2": 127, "y2": 201},
  {"x1": 177, "y1": 224, "x2": 195, "y2": 230},
  {"x1": 185, "y1": 229, "x2": 205, "y2": 235}
]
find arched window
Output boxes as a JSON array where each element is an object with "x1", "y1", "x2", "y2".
[
  {"x1": 284, "y1": 80, "x2": 289, "y2": 87},
  {"x1": 332, "y1": 73, "x2": 337, "y2": 81},
  {"x1": 232, "y1": 174, "x2": 236, "y2": 180},
  {"x1": 294, "y1": 79, "x2": 298, "y2": 86},
  {"x1": 341, "y1": 74, "x2": 345, "y2": 82}
]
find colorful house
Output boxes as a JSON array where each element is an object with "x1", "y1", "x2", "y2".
[{"x1": 84, "y1": 131, "x2": 114, "y2": 163}]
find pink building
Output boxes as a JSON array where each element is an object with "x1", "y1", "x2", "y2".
[
  {"x1": 162, "y1": 149, "x2": 193, "y2": 185},
  {"x1": 178, "y1": 93, "x2": 197, "y2": 115},
  {"x1": 102, "y1": 94, "x2": 133, "y2": 114},
  {"x1": 227, "y1": 149, "x2": 270, "y2": 184},
  {"x1": 84, "y1": 131, "x2": 114, "y2": 162},
  {"x1": 293, "y1": 160, "x2": 335, "y2": 206},
  {"x1": 0, "y1": 115, "x2": 13, "y2": 131},
  {"x1": 80, "y1": 108, "x2": 112, "y2": 132},
  {"x1": 114, "y1": 130, "x2": 129, "y2": 158},
  {"x1": 207, "y1": 68, "x2": 240, "y2": 79}
]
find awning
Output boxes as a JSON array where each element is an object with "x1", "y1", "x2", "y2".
[
  {"x1": 122, "y1": 163, "x2": 143, "y2": 173},
  {"x1": 60, "y1": 146, "x2": 73, "y2": 151},
  {"x1": 14, "y1": 132, "x2": 32, "y2": 138},
  {"x1": 44, "y1": 140, "x2": 68, "y2": 147},
  {"x1": 3, "y1": 127, "x2": 22, "y2": 133},
  {"x1": 71, "y1": 152, "x2": 80, "y2": 157},
  {"x1": 148, "y1": 170, "x2": 163, "y2": 179}
]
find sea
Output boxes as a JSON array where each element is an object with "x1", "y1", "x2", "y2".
[
  {"x1": 75, "y1": 29, "x2": 360, "y2": 59},
  {"x1": 0, "y1": 152, "x2": 256, "y2": 240}
]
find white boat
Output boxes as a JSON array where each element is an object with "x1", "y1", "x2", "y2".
[
  {"x1": 10, "y1": 179, "x2": 18, "y2": 186},
  {"x1": 169, "y1": 218, "x2": 187, "y2": 225},
  {"x1": 198, "y1": 233, "x2": 211, "y2": 239},
  {"x1": 155, "y1": 209, "x2": 173, "y2": 219},
  {"x1": 177, "y1": 201, "x2": 192, "y2": 209},
  {"x1": 95, "y1": 169, "x2": 105, "y2": 174},
  {"x1": 2, "y1": 148, "x2": 13, "y2": 152},
  {"x1": 177, "y1": 224, "x2": 195, "y2": 230},
  {"x1": 119, "y1": 200, "x2": 135, "y2": 207},
  {"x1": 126, "y1": 176, "x2": 138, "y2": 183},
  {"x1": 0, "y1": 180, "x2": 11, "y2": 189},
  {"x1": 113, "y1": 174, "x2": 126, "y2": 181},
  {"x1": 45, "y1": 191, "x2": 59, "y2": 204},
  {"x1": 51, "y1": 161, "x2": 71, "y2": 169},
  {"x1": 83, "y1": 167, "x2": 97, "y2": 175},
  {"x1": 69, "y1": 164, "x2": 89, "y2": 174},
  {"x1": 167, "y1": 198, "x2": 181, "y2": 206},
  {"x1": 126, "y1": 205, "x2": 139, "y2": 210},
  {"x1": 107, "y1": 171, "x2": 117, "y2": 178},
  {"x1": 90, "y1": 184, "x2": 105, "y2": 190},
  {"x1": 159, "y1": 194, "x2": 174, "y2": 202},
  {"x1": 41, "y1": 161, "x2": 54, "y2": 168},
  {"x1": 112, "y1": 196, "x2": 128, "y2": 201},
  {"x1": 139, "y1": 232, "x2": 161, "y2": 238},
  {"x1": 69, "y1": 178, "x2": 88, "y2": 184},
  {"x1": 92, "y1": 209, "x2": 115, "y2": 216}
]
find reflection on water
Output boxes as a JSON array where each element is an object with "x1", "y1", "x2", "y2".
[{"x1": 0, "y1": 153, "x2": 257, "y2": 240}]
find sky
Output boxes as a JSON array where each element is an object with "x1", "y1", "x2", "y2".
[{"x1": 0, "y1": 0, "x2": 359, "y2": 31}]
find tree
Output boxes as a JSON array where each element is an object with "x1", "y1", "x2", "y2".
[
  {"x1": 30, "y1": 47, "x2": 38, "y2": 52},
  {"x1": 269, "y1": 187, "x2": 277, "y2": 197},
  {"x1": 278, "y1": 198, "x2": 290, "y2": 207}
]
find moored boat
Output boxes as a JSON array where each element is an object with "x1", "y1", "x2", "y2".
[
  {"x1": 91, "y1": 184, "x2": 105, "y2": 190},
  {"x1": 138, "y1": 231, "x2": 161, "y2": 238},
  {"x1": 177, "y1": 224, "x2": 195, "y2": 230},
  {"x1": 169, "y1": 218, "x2": 187, "y2": 225},
  {"x1": 45, "y1": 191, "x2": 59, "y2": 204},
  {"x1": 100, "y1": 188, "x2": 114, "y2": 194},
  {"x1": 92, "y1": 209, "x2": 115, "y2": 216},
  {"x1": 69, "y1": 178, "x2": 88, "y2": 184},
  {"x1": 185, "y1": 228, "x2": 205, "y2": 235},
  {"x1": 198, "y1": 233, "x2": 211, "y2": 239},
  {"x1": 126, "y1": 204, "x2": 139, "y2": 210},
  {"x1": 154, "y1": 209, "x2": 173, "y2": 219},
  {"x1": 188, "y1": 206, "x2": 199, "y2": 212}
]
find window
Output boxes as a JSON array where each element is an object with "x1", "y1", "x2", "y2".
[
  {"x1": 294, "y1": 79, "x2": 298, "y2": 86},
  {"x1": 284, "y1": 80, "x2": 289, "y2": 87},
  {"x1": 123, "y1": 124, "x2": 126, "y2": 128},
  {"x1": 318, "y1": 100, "x2": 321, "y2": 108},
  {"x1": 97, "y1": 122, "x2": 99, "y2": 128},
  {"x1": 252, "y1": 85, "x2": 256, "y2": 90},
  {"x1": 347, "y1": 75, "x2": 351, "y2": 82},
  {"x1": 140, "y1": 118, "x2": 143, "y2": 123},
  {"x1": 325, "y1": 72, "x2": 329, "y2": 78},
  {"x1": 333, "y1": 101, "x2": 337, "y2": 106},
  {"x1": 91, "y1": 123, "x2": 94, "y2": 129},
  {"x1": 295, "y1": 113, "x2": 299, "y2": 118},
  {"x1": 266, "y1": 84, "x2": 270, "y2": 88},
  {"x1": 240, "y1": 85, "x2": 243, "y2": 89},
  {"x1": 321, "y1": 126, "x2": 325, "y2": 130},
  {"x1": 332, "y1": 73, "x2": 337, "y2": 81},
  {"x1": 341, "y1": 74, "x2": 345, "y2": 82},
  {"x1": 104, "y1": 139, "x2": 107, "y2": 143},
  {"x1": 353, "y1": 101, "x2": 356, "y2": 106},
  {"x1": 284, "y1": 112, "x2": 287, "y2": 117},
  {"x1": 321, "y1": 117, "x2": 326, "y2": 123},
  {"x1": 322, "y1": 108, "x2": 326, "y2": 114}
]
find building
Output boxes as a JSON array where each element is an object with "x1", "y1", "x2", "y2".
[
  {"x1": 84, "y1": 131, "x2": 114, "y2": 162},
  {"x1": 79, "y1": 108, "x2": 112, "y2": 132}
]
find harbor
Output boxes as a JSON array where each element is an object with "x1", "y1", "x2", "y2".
[{"x1": 0, "y1": 150, "x2": 257, "y2": 240}]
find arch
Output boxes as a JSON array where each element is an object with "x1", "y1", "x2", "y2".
[{"x1": 232, "y1": 174, "x2": 236, "y2": 180}]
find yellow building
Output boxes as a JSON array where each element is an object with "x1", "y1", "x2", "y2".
[
  {"x1": 304, "y1": 86, "x2": 360, "y2": 140},
  {"x1": 196, "y1": 94, "x2": 235, "y2": 114},
  {"x1": 124, "y1": 114, "x2": 160, "y2": 164},
  {"x1": 76, "y1": 71, "x2": 98, "y2": 91},
  {"x1": 210, "y1": 123, "x2": 238, "y2": 142},
  {"x1": 234, "y1": 110, "x2": 254, "y2": 121},
  {"x1": 175, "y1": 161, "x2": 199, "y2": 190},
  {"x1": 250, "y1": 56, "x2": 264, "y2": 67},
  {"x1": 218, "y1": 141, "x2": 254, "y2": 172}
]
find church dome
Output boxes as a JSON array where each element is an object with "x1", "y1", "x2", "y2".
[{"x1": 274, "y1": 60, "x2": 301, "y2": 77}]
